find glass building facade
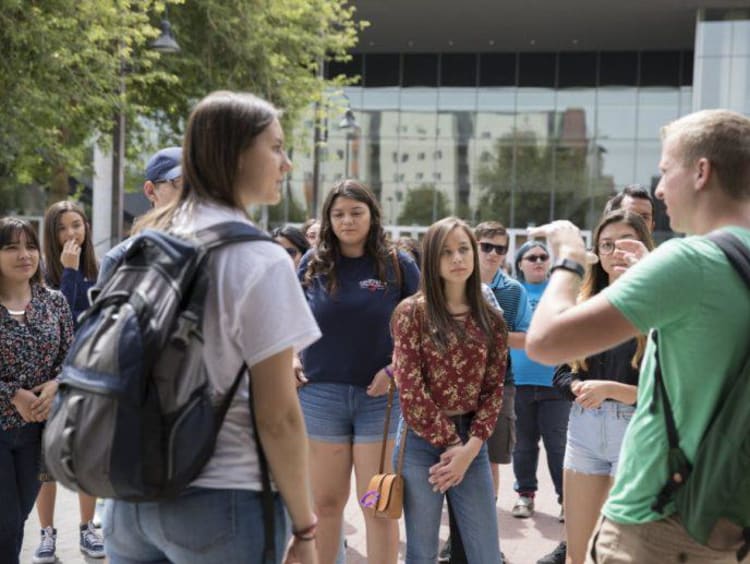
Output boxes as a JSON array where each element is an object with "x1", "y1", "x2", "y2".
[{"x1": 286, "y1": 50, "x2": 693, "y2": 232}]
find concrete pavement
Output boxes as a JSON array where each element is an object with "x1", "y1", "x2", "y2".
[{"x1": 22, "y1": 458, "x2": 563, "y2": 563}]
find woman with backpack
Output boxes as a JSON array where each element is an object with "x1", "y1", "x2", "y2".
[
  {"x1": 298, "y1": 180, "x2": 420, "y2": 564},
  {"x1": 0, "y1": 217, "x2": 74, "y2": 564},
  {"x1": 102, "y1": 91, "x2": 322, "y2": 564},
  {"x1": 552, "y1": 209, "x2": 654, "y2": 564},
  {"x1": 391, "y1": 216, "x2": 507, "y2": 563},
  {"x1": 33, "y1": 200, "x2": 104, "y2": 563}
]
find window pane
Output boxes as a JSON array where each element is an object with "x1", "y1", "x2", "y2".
[
  {"x1": 364, "y1": 54, "x2": 400, "y2": 87},
  {"x1": 599, "y1": 52, "x2": 638, "y2": 86},
  {"x1": 403, "y1": 54, "x2": 438, "y2": 87},
  {"x1": 597, "y1": 88, "x2": 638, "y2": 139},
  {"x1": 640, "y1": 51, "x2": 681, "y2": 87},
  {"x1": 441, "y1": 53, "x2": 477, "y2": 87},
  {"x1": 558, "y1": 53, "x2": 597, "y2": 88},
  {"x1": 519, "y1": 53, "x2": 557, "y2": 87},
  {"x1": 479, "y1": 54, "x2": 516, "y2": 87}
]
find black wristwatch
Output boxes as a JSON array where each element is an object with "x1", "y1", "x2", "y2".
[{"x1": 550, "y1": 258, "x2": 585, "y2": 279}]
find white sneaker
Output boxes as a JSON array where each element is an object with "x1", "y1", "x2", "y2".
[
  {"x1": 80, "y1": 520, "x2": 105, "y2": 558},
  {"x1": 32, "y1": 526, "x2": 56, "y2": 564},
  {"x1": 511, "y1": 495, "x2": 535, "y2": 518}
]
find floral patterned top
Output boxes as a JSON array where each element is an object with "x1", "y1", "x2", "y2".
[
  {"x1": 0, "y1": 283, "x2": 73, "y2": 430},
  {"x1": 391, "y1": 296, "x2": 507, "y2": 447}
]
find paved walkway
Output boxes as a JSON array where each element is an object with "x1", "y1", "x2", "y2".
[{"x1": 22, "y1": 457, "x2": 563, "y2": 563}]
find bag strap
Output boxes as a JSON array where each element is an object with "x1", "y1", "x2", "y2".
[
  {"x1": 650, "y1": 330, "x2": 692, "y2": 513},
  {"x1": 378, "y1": 382, "x2": 395, "y2": 474},
  {"x1": 246, "y1": 366, "x2": 276, "y2": 564},
  {"x1": 195, "y1": 221, "x2": 274, "y2": 252},
  {"x1": 706, "y1": 230, "x2": 750, "y2": 288},
  {"x1": 376, "y1": 381, "x2": 408, "y2": 476}
]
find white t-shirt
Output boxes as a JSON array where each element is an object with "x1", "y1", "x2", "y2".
[{"x1": 171, "y1": 201, "x2": 321, "y2": 491}]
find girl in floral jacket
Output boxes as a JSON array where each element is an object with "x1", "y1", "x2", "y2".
[{"x1": 391, "y1": 216, "x2": 508, "y2": 563}]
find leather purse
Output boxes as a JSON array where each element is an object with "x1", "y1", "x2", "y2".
[{"x1": 361, "y1": 381, "x2": 407, "y2": 519}]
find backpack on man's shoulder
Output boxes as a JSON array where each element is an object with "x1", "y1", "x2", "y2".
[
  {"x1": 43, "y1": 222, "x2": 272, "y2": 501},
  {"x1": 651, "y1": 230, "x2": 750, "y2": 561}
]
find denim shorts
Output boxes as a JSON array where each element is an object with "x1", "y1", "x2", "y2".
[
  {"x1": 298, "y1": 382, "x2": 400, "y2": 444},
  {"x1": 563, "y1": 400, "x2": 635, "y2": 476}
]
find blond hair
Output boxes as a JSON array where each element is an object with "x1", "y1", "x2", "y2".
[{"x1": 661, "y1": 109, "x2": 750, "y2": 200}]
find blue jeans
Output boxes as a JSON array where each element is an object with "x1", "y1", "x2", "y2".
[
  {"x1": 0, "y1": 423, "x2": 43, "y2": 564},
  {"x1": 512, "y1": 385, "x2": 570, "y2": 500},
  {"x1": 104, "y1": 488, "x2": 289, "y2": 564},
  {"x1": 396, "y1": 417, "x2": 502, "y2": 564}
]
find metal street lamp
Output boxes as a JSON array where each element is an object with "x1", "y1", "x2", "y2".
[
  {"x1": 150, "y1": 19, "x2": 181, "y2": 53},
  {"x1": 338, "y1": 108, "x2": 360, "y2": 179},
  {"x1": 109, "y1": 14, "x2": 180, "y2": 247}
]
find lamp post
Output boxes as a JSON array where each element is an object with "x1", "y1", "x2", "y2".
[
  {"x1": 338, "y1": 107, "x2": 360, "y2": 179},
  {"x1": 107, "y1": 15, "x2": 180, "y2": 248}
]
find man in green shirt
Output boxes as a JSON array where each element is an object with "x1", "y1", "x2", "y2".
[{"x1": 524, "y1": 109, "x2": 750, "y2": 563}]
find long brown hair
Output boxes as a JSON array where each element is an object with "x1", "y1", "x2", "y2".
[
  {"x1": 303, "y1": 180, "x2": 391, "y2": 294},
  {"x1": 572, "y1": 210, "x2": 654, "y2": 372},
  {"x1": 418, "y1": 217, "x2": 507, "y2": 351},
  {"x1": 43, "y1": 201, "x2": 98, "y2": 287},
  {"x1": 0, "y1": 217, "x2": 44, "y2": 286},
  {"x1": 134, "y1": 91, "x2": 281, "y2": 233}
]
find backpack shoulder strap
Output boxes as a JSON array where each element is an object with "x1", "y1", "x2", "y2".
[
  {"x1": 195, "y1": 221, "x2": 273, "y2": 252},
  {"x1": 706, "y1": 230, "x2": 750, "y2": 290}
]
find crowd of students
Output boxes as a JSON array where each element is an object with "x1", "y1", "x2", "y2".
[{"x1": 1, "y1": 92, "x2": 749, "y2": 564}]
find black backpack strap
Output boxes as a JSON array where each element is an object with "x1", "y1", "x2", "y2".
[
  {"x1": 212, "y1": 364, "x2": 275, "y2": 564},
  {"x1": 195, "y1": 221, "x2": 274, "y2": 251},
  {"x1": 246, "y1": 366, "x2": 276, "y2": 564},
  {"x1": 650, "y1": 330, "x2": 692, "y2": 513},
  {"x1": 707, "y1": 231, "x2": 750, "y2": 288}
]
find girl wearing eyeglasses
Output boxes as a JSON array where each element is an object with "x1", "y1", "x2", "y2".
[{"x1": 552, "y1": 209, "x2": 654, "y2": 564}]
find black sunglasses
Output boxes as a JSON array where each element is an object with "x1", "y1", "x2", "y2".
[
  {"x1": 284, "y1": 247, "x2": 300, "y2": 258},
  {"x1": 523, "y1": 253, "x2": 549, "y2": 263},
  {"x1": 479, "y1": 242, "x2": 508, "y2": 255}
]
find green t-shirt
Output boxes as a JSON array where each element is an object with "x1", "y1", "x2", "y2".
[{"x1": 602, "y1": 226, "x2": 750, "y2": 525}]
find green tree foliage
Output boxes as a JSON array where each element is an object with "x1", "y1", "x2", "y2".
[
  {"x1": 0, "y1": 0, "x2": 364, "y2": 213},
  {"x1": 134, "y1": 0, "x2": 363, "y2": 150},
  {"x1": 0, "y1": 0, "x2": 179, "y2": 208},
  {"x1": 397, "y1": 184, "x2": 449, "y2": 226}
]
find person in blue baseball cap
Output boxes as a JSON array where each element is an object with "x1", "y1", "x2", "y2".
[
  {"x1": 96, "y1": 147, "x2": 183, "y2": 285},
  {"x1": 144, "y1": 146, "x2": 183, "y2": 208}
]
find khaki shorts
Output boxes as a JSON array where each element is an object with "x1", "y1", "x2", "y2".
[
  {"x1": 586, "y1": 516, "x2": 745, "y2": 564},
  {"x1": 487, "y1": 384, "x2": 516, "y2": 464}
]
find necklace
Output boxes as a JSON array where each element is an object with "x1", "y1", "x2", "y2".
[{"x1": 6, "y1": 308, "x2": 26, "y2": 315}]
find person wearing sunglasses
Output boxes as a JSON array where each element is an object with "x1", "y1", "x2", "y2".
[
  {"x1": 509, "y1": 240, "x2": 571, "y2": 562},
  {"x1": 272, "y1": 226, "x2": 310, "y2": 270}
]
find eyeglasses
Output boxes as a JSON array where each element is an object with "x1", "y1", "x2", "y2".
[
  {"x1": 523, "y1": 254, "x2": 549, "y2": 263},
  {"x1": 155, "y1": 177, "x2": 183, "y2": 190},
  {"x1": 479, "y1": 242, "x2": 508, "y2": 255},
  {"x1": 284, "y1": 247, "x2": 300, "y2": 258}
]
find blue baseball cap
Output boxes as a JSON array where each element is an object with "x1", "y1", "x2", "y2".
[{"x1": 145, "y1": 147, "x2": 182, "y2": 183}]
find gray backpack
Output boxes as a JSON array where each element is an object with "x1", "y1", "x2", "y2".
[{"x1": 43, "y1": 222, "x2": 272, "y2": 501}]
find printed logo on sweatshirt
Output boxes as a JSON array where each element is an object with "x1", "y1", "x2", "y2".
[{"x1": 360, "y1": 278, "x2": 387, "y2": 292}]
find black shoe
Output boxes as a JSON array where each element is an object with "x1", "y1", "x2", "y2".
[
  {"x1": 438, "y1": 536, "x2": 451, "y2": 562},
  {"x1": 537, "y1": 541, "x2": 566, "y2": 564}
]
